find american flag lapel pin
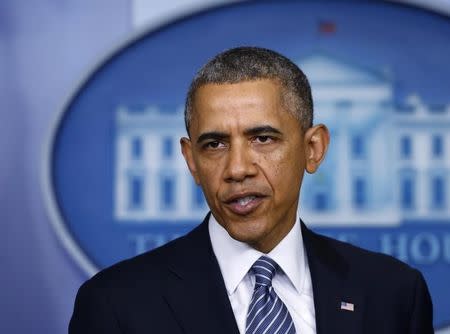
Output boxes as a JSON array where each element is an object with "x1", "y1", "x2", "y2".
[{"x1": 340, "y1": 301, "x2": 355, "y2": 312}]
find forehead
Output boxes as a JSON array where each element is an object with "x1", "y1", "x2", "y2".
[
  {"x1": 191, "y1": 79, "x2": 294, "y2": 130},
  {"x1": 195, "y1": 79, "x2": 281, "y2": 104}
]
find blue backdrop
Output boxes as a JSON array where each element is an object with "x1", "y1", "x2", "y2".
[{"x1": 2, "y1": 1, "x2": 450, "y2": 333}]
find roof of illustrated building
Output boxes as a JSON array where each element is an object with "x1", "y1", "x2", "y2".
[{"x1": 298, "y1": 52, "x2": 389, "y2": 86}]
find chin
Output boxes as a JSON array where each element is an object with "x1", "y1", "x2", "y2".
[{"x1": 223, "y1": 219, "x2": 268, "y2": 246}]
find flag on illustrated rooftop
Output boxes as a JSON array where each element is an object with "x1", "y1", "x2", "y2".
[{"x1": 319, "y1": 20, "x2": 336, "y2": 34}]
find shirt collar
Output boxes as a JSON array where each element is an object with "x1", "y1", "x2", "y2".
[{"x1": 208, "y1": 214, "x2": 306, "y2": 296}]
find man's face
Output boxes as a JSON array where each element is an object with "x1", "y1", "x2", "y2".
[{"x1": 181, "y1": 79, "x2": 328, "y2": 252}]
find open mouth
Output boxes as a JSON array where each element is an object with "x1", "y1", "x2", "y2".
[
  {"x1": 235, "y1": 196, "x2": 256, "y2": 206},
  {"x1": 225, "y1": 193, "x2": 266, "y2": 215}
]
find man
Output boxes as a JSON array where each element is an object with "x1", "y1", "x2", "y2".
[{"x1": 69, "y1": 47, "x2": 433, "y2": 333}]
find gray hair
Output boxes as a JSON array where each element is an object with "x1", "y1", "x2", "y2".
[{"x1": 184, "y1": 46, "x2": 313, "y2": 136}]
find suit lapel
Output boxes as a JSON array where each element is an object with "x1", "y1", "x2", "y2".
[
  {"x1": 302, "y1": 222, "x2": 364, "y2": 334},
  {"x1": 163, "y1": 215, "x2": 239, "y2": 334}
]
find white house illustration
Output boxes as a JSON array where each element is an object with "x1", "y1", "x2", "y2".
[
  {"x1": 114, "y1": 105, "x2": 207, "y2": 222},
  {"x1": 114, "y1": 54, "x2": 450, "y2": 226}
]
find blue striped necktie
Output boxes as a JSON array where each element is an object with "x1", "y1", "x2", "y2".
[{"x1": 246, "y1": 256, "x2": 296, "y2": 334}]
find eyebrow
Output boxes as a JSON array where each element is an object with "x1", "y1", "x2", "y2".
[
  {"x1": 197, "y1": 131, "x2": 229, "y2": 144},
  {"x1": 196, "y1": 125, "x2": 282, "y2": 144},
  {"x1": 244, "y1": 125, "x2": 282, "y2": 137}
]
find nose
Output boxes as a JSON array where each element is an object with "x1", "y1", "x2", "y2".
[{"x1": 223, "y1": 141, "x2": 257, "y2": 182}]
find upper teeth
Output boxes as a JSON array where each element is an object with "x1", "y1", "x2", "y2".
[{"x1": 237, "y1": 196, "x2": 255, "y2": 206}]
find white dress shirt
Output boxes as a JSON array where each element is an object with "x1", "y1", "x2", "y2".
[{"x1": 209, "y1": 214, "x2": 316, "y2": 334}]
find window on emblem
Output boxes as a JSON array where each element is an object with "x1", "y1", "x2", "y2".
[
  {"x1": 129, "y1": 176, "x2": 144, "y2": 209},
  {"x1": 314, "y1": 192, "x2": 328, "y2": 211},
  {"x1": 162, "y1": 137, "x2": 173, "y2": 159},
  {"x1": 400, "y1": 176, "x2": 415, "y2": 210},
  {"x1": 161, "y1": 176, "x2": 175, "y2": 209},
  {"x1": 432, "y1": 135, "x2": 443, "y2": 158},
  {"x1": 400, "y1": 136, "x2": 412, "y2": 159},
  {"x1": 353, "y1": 178, "x2": 366, "y2": 209},
  {"x1": 351, "y1": 135, "x2": 365, "y2": 159},
  {"x1": 431, "y1": 176, "x2": 446, "y2": 209},
  {"x1": 131, "y1": 137, "x2": 143, "y2": 159}
]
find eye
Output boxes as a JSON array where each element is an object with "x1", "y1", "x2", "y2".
[
  {"x1": 254, "y1": 136, "x2": 273, "y2": 144},
  {"x1": 204, "y1": 141, "x2": 225, "y2": 149}
]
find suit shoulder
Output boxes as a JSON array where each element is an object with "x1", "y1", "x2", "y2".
[
  {"x1": 69, "y1": 231, "x2": 198, "y2": 333},
  {"x1": 82, "y1": 233, "x2": 188, "y2": 290}
]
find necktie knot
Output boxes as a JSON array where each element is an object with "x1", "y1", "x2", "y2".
[{"x1": 251, "y1": 256, "x2": 278, "y2": 287}]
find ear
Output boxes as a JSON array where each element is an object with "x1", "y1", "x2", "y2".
[
  {"x1": 304, "y1": 124, "x2": 330, "y2": 174},
  {"x1": 180, "y1": 137, "x2": 201, "y2": 184}
]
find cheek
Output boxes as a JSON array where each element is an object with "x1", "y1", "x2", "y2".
[
  {"x1": 258, "y1": 153, "x2": 287, "y2": 187},
  {"x1": 196, "y1": 163, "x2": 221, "y2": 194},
  {"x1": 261, "y1": 149, "x2": 304, "y2": 188},
  {"x1": 262, "y1": 146, "x2": 301, "y2": 172}
]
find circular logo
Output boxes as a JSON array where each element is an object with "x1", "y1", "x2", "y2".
[{"x1": 44, "y1": 1, "x2": 450, "y2": 330}]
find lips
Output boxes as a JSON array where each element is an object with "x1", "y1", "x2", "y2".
[{"x1": 224, "y1": 192, "x2": 267, "y2": 215}]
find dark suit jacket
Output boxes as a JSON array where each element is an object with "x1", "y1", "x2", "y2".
[{"x1": 69, "y1": 216, "x2": 434, "y2": 333}]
